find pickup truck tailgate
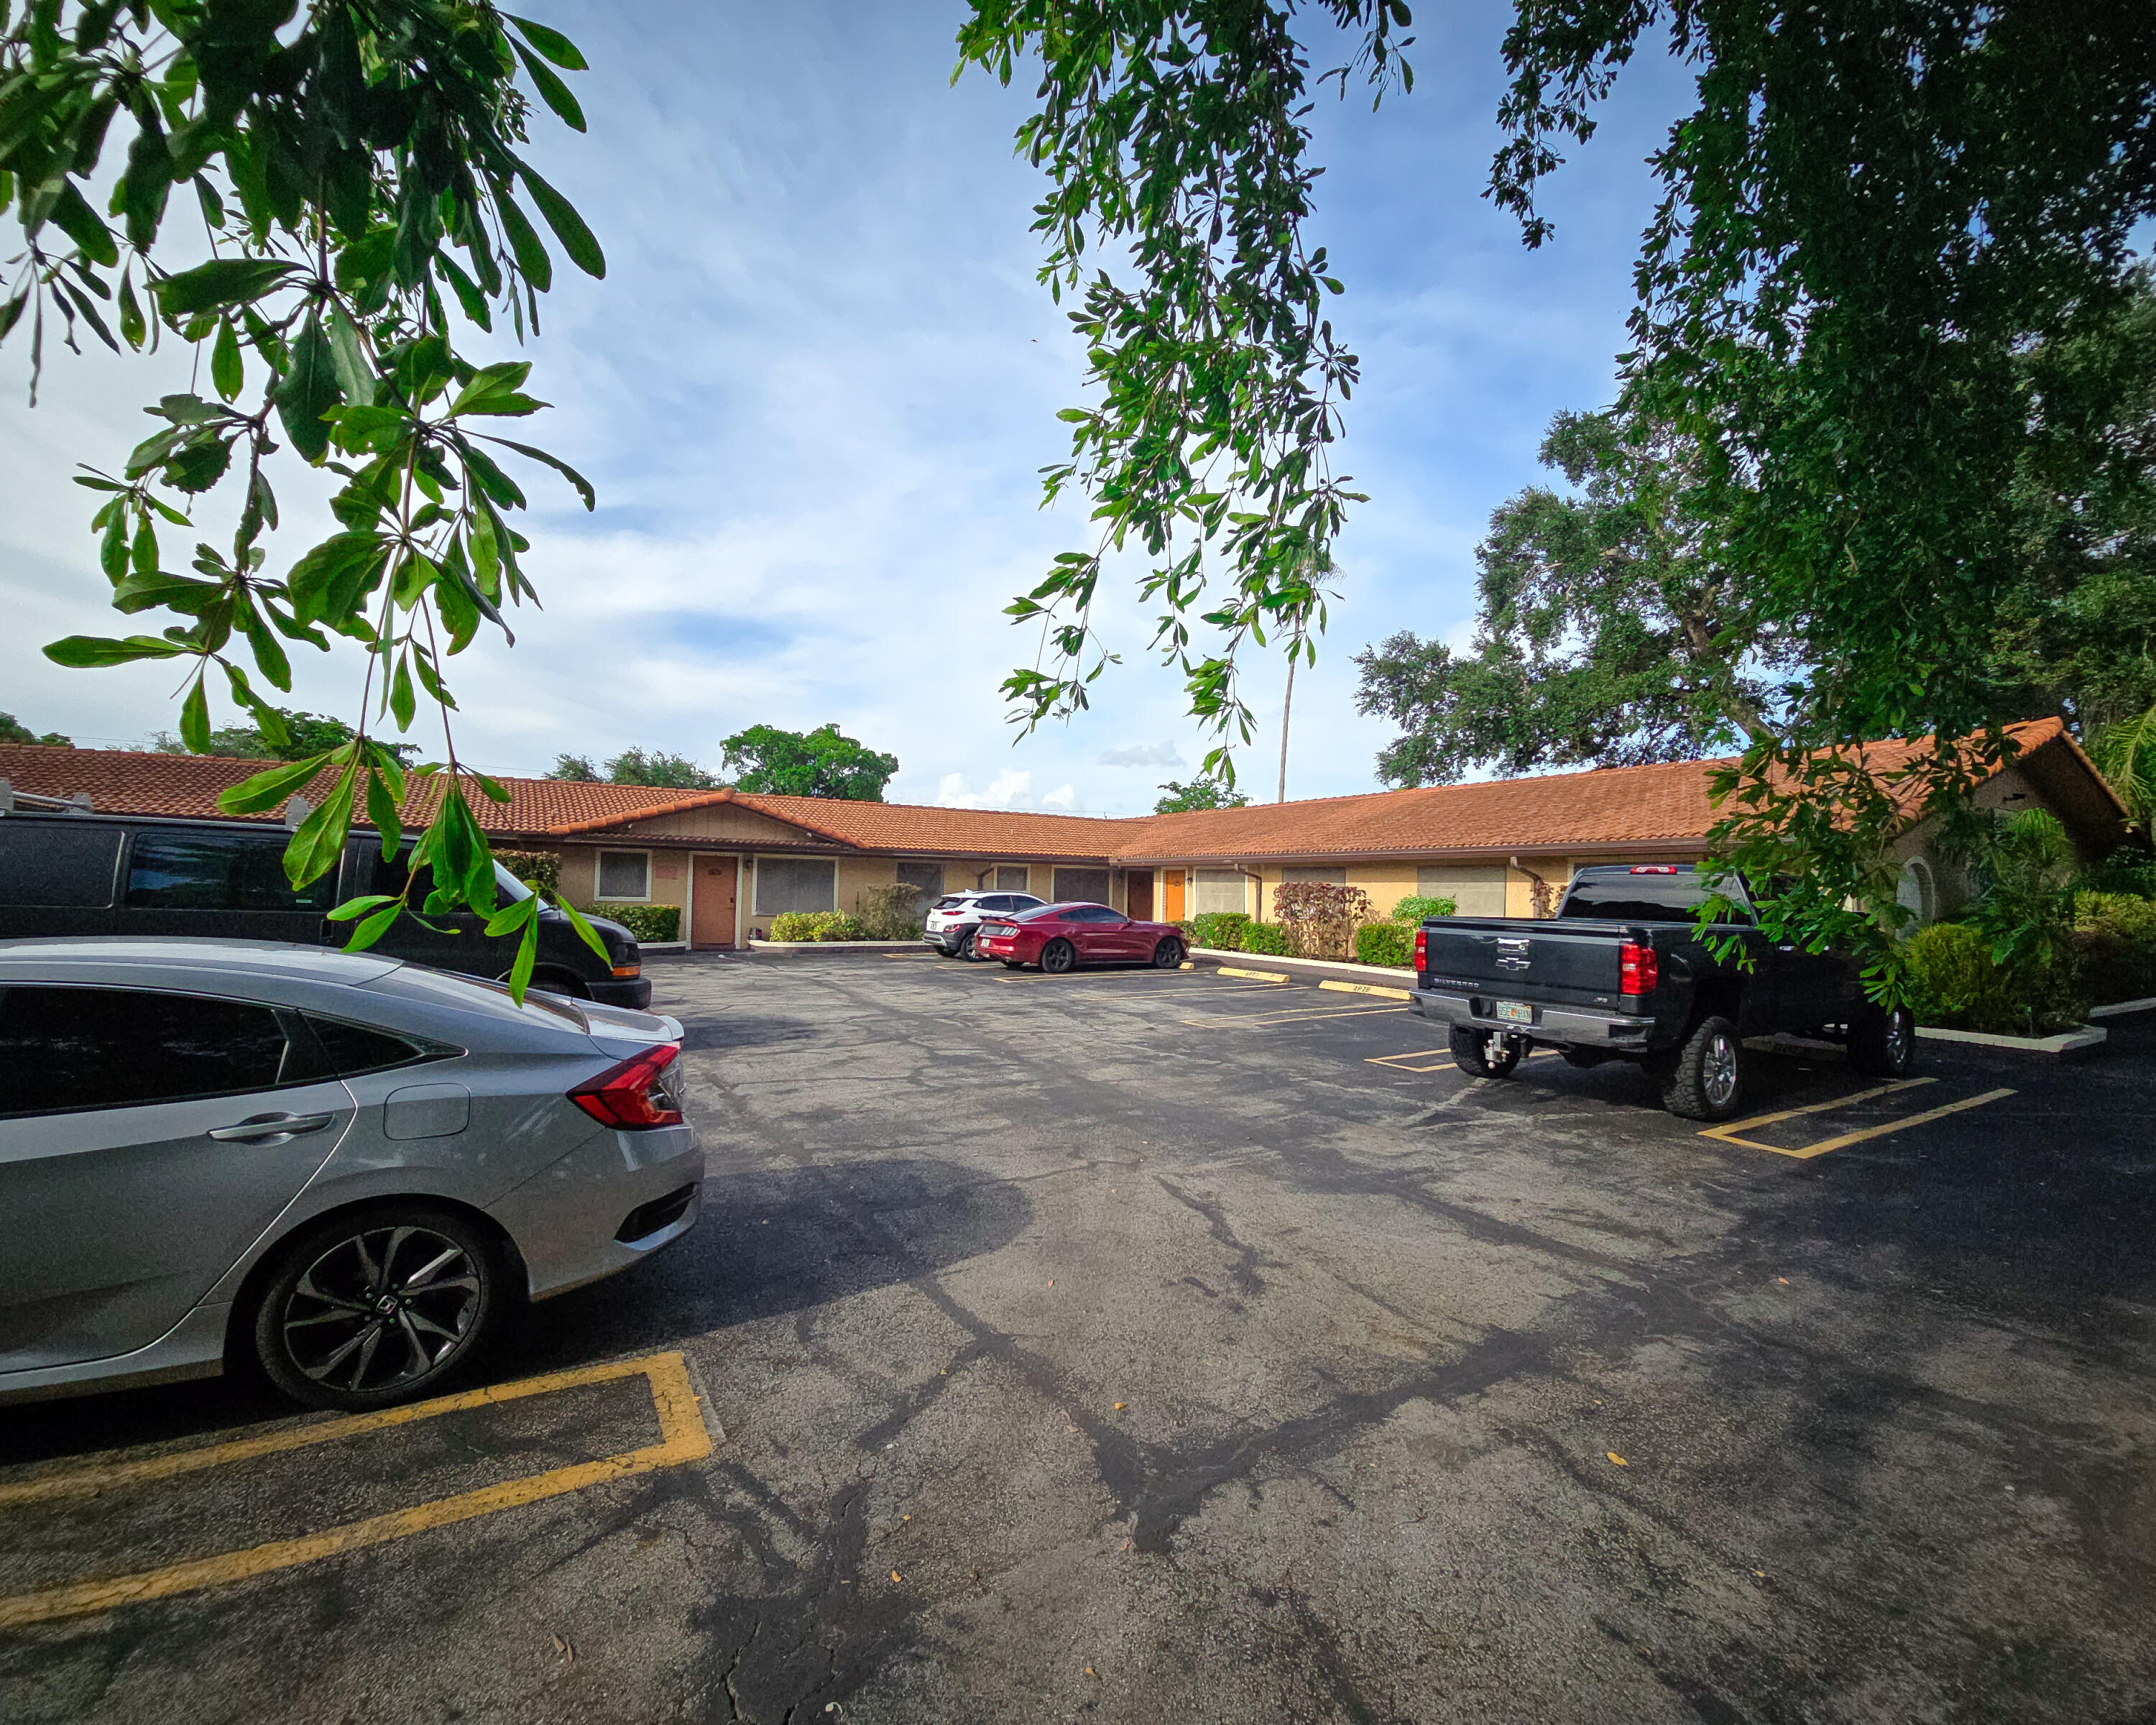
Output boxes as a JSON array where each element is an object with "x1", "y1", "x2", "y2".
[{"x1": 1421, "y1": 919, "x2": 1640, "y2": 1008}]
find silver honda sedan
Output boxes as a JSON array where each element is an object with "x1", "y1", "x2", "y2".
[{"x1": 0, "y1": 938, "x2": 702, "y2": 1412}]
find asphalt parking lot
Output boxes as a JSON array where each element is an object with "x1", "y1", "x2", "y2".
[{"x1": 4, "y1": 952, "x2": 2155, "y2": 1724}]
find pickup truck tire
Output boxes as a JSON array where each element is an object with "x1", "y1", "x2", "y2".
[
  {"x1": 1560, "y1": 1047, "x2": 1609, "y2": 1070},
  {"x1": 1848, "y1": 1003, "x2": 1917, "y2": 1077},
  {"x1": 1449, "y1": 1026, "x2": 1523, "y2": 1078},
  {"x1": 1659, "y1": 1015, "x2": 1747, "y2": 1121}
]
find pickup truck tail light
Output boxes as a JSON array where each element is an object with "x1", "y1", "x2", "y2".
[
  {"x1": 571, "y1": 1042, "x2": 684, "y2": 1129},
  {"x1": 1413, "y1": 928, "x2": 1427, "y2": 972},
  {"x1": 1618, "y1": 941, "x2": 1658, "y2": 995}
]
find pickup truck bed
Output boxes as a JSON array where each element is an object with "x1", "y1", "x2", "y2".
[{"x1": 1411, "y1": 865, "x2": 1915, "y2": 1120}]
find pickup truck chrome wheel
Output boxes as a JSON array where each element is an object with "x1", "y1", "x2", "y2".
[
  {"x1": 1702, "y1": 1033, "x2": 1739, "y2": 1106},
  {"x1": 254, "y1": 1207, "x2": 502, "y2": 1412},
  {"x1": 1849, "y1": 1003, "x2": 1917, "y2": 1077}
]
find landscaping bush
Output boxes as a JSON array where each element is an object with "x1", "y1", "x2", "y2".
[
  {"x1": 592, "y1": 902, "x2": 680, "y2": 943},
  {"x1": 1240, "y1": 922, "x2": 1292, "y2": 956},
  {"x1": 854, "y1": 884, "x2": 926, "y2": 940},
  {"x1": 2075, "y1": 891, "x2": 2156, "y2": 1003},
  {"x1": 1354, "y1": 921, "x2": 1414, "y2": 969},
  {"x1": 1903, "y1": 921, "x2": 2084, "y2": 1036},
  {"x1": 2074, "y1": 850, "x2": 2156, "y2": 901},
  {"x1": 498, "y1": 850, "x2": 561, "y2": 893},
  {"x1": 1189, "y1": 911, "x2": 1252, "y2": 950},
  {"x1": 1272, "y1": 880, "x2": 1373, "y2": 960},
  {"x1": 768, "y1": 910, "x2": 872, "y2": 942},
  {"x1": 1387, "y1": 894, "x2": 1457, "y2": 923}
]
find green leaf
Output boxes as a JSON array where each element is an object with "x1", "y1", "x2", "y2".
[
  {"x1": 517, "y1": 167, "x2": 604, "y2": 279},
  {"x1": 446, "y1": 359, "x2": 534, "y2": 416},
  {"x1": 496, "y1": 191, "x2": 553, "y2": 292},
  {"x1": 326, "y1": 306, "x2": 374, "y2": 405},
  {"x1": 179, "y1": 673, "x2": 210, "y2": 753},
  {"x1": 238, "y1": 595, "x2": 292, "y2": 690},
  {"x1": 342, "y1": 903, "x2": 402, "y2": 952},
  {"x1": 284, "y1": 765, "x2": 356, "y2": 888},
  {"x1": 506, "y1": 918, "x2": 540, "y2": 1000},
  {"x1": 553, "y1": 892, "x2": 614, "y2": 965},
  {"x1": 116, "y1": 270, "x2": 146, "y2": 348},
  {"x1": 325, "y1": 893, "x2": 397, "y2": 923},
  {"x1": 481, "y1": 436, "x2": 596, "y2": 509},
  {"x1": 42, "y1": 633, "x2": 188, "y2": 667},
  {"x1": 152, "y1": 257, "x2": 302, "y2": 320},
  {"x1": 211, "y1": 315, "x2": 242, "y2": 400},
  {"x1": 365, "y1": 763, "x2": 405, "y2": 857},
  {"x1": 275, "y1": 311, "x2": 342, "y2": 463},
  {"x1": 512, "y1": 42, "x2": 585, "y2": 132},
  {"x1": 389, "y1": 652, "x2": 416, "y2": 730},
  {"x1": 484, "y1": 893, "x2": 538, "y2": 937},
  {"x1": 286, "y1": 530, "x2": 391, "y2": 625},
  {"x1": 505, "y1": 15, "x2": 589, "y2": 70}
]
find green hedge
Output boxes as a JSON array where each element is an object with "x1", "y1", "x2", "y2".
[
  {"x1": 2075, "y1": 891, "x2": 2156, "y2": 1003},
  {"x1": 592, "y1": 902, "x2": 680, "y2": 943},
  {"x1": 1240, "y1": 922, "x2": 1291, "y2": 956},
  {"x1": 1904, "y1": 921, "x2": 2085, "y2": 1035},
  {"x1": 1387, "y1": 894, "x2": 1456, "y2": 923},
  {"x1": 1354, "y1": 922, "x2": 1414, "y2": 968},
  {"x1": 768, "y1": 910, "x2": 872, "y2": 942},
  {"x1": 1189, "y1": 911, "x2": 1252, "y2": 949},
  {"x1": 499, "y1": 849, "x2": 561, "y2": 893}
]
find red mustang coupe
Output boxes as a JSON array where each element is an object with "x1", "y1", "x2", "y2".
[{"x1": 974, "y1": 902, "x2": 1187, "y2": 974}]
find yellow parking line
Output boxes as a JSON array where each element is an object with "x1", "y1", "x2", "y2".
[
  {"x1": 1217, "y1": 966, "x2": 1291, "y2": 983},
  {"x1": 1181, "y1": 1003, "x2": 1405, "y2": 1029},
  {"x1": 0, "y1": 1352, "x2": 711, "y2": 1629},
  {"x1": 1700, "y1": 1078, "x2": 2017, "y2": 1159},
  {"x1": 1319, "y1": 980, "x2": 1414, "y2": 1001},
  {"x1": 1765, "y1": 1086, "x2": 2018, "y2": 1159},
  {"x1": 1698, "y1": 1078, "x2": 1932, "y2": 1153},
  {"x1": 1367, "y1": 1046, "x2": 1457, "y2": 1072}
]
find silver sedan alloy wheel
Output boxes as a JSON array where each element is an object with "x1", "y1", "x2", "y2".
[{"x1": 280, "y1": 1224, "x2": 482, "y2": 1394}]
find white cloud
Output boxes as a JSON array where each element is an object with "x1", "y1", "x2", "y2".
[
  {"x1": 1039, "y1": 783, "x2": 1079, "y2": 810},
  {"x1": 938, "y1": 768, "x2": 1033, "y2": 809},
  {"x1": 1097, "y1": 740, "x2": 1182, "y2": 767}
]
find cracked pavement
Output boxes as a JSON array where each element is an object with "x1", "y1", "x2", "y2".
[{"x1": 3, "y1": 954, "x2": 2154, "y2": 1724}]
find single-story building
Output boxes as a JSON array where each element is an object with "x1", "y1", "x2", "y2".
[{"x1": 0, "y1": 717, "x2": 2128, "y2": 948}]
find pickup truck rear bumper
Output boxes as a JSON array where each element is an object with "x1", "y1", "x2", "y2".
[{"x1": 1411, "y1": 988, "x2": 1657, "y2": 1051}]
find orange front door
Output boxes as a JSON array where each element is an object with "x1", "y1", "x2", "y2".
[
  {"x1": 690, "y1": 855, "x2": 738, "y2": 949},
  {"x1": 1161, "y1": 869, "x2": 1185, "y2": 921}
]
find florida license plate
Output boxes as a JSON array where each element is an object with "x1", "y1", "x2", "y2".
[{"x1": 1493, "y1": 1000, "x2": 1534, "y2": 1024}]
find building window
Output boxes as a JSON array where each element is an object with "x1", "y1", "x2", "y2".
[
  {"x1": 1896, "y1": 858, "x2": 1936, "y2": 928},
  {"x1": 755, "y1": 857, "x2": 837, "y2": 916},
  {"x1": 1193, "y1": 868, "x2": 1246, "y2": 914},
  {"x1": 895, "y1": 860, "x2": 944, "y2": 903},
  {"x1": 1417, "y1": 865, "x2": 1507, "y2": 917},
  {"x1": 995, "y1": 865, "x2": 1030, "y2": 892},
  {"x1": 596, "y1": 850, "x2": 651, "y2": 901},
  {"x1": 1281, "y1": 865, "x2": 1347, "y2": 886},
  {"x1": 1052, "y1": 867, "x2": 1112, "y2": 904}
]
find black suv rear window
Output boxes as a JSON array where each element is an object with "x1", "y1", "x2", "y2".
[{"x1": 126, "y1": 827, "x2": 338, "y2": 912}]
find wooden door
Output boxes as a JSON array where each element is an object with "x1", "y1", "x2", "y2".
[
  {"x1": 1124, "y1": 869, "x2": 1153, "y2": 920},
  {"x1": 1161, "y1": 869, "x2": 1185, "y2": 921},
  {"x1": 690, "y1": 855, "x2": 738, "y2": 949}
]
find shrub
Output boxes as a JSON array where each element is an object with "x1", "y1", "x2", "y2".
[
  {"x1": 1904, "y1": 921, "x2": 2085, "y2": 1035},
  {"x1": 1189, "y1": 911, "x2": 1252, "y2": 950},
  {"x1": 768, "y1": 911, "x2": 874, "y2": 942},
  {"x1": 2075, "y1": 849, "x2": 2156, "y2": 901},
  {"x1": 1272, "y1": 880, "x2": 1373, "y2": 960},
  {"x1": 855, "y1": 884, "x2": 926, "y2": 939},
  {"x1": 2075, "y1": 891, "x2": 2156, "y2": 1003},
  {"x1": 498, "y1": 849, "x2": 561, "y2": 893},
  {"x1": 1355, "y1": 921, "x2": 1414, "y2": 968},
  {"x1": 591, "y1": 902, "x2": 680, "y2": 943},
  {"x1": 1388, "y1": 894, "x2": 1457, "y2": 923},
  {"x1": 1240, "y1": 922, "x2": 1292, "y2": 956}
]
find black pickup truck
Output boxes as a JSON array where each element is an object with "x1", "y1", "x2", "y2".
[{"x1": 1411, "y1": 863, "x2": 1915, "y2": 1120}]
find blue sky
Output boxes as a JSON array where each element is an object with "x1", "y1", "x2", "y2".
[{"x1": 0, "y1": 3, "x2": 1691, "y2": 816}]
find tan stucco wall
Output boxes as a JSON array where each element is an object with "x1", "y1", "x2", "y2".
[
  {"x1": 556, "y1": 843, "x2": 689, "y2": 913},
  {"x1": 603, "y1": 804, "x2": 814, "y2": 845}
]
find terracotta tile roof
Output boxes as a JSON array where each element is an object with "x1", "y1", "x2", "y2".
[{"x1": 1, "y1": 717, "x2": 2104, "y2": 865}]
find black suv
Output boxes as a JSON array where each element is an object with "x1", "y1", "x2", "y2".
[{"x1": 0, "y1": 809, "x2": 650, "y2": 1008}]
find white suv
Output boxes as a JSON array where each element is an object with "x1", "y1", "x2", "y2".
[{"x1": 923, "y1": 891, "x2": 1046, "y2": 959}]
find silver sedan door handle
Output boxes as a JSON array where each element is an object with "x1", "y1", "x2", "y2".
[{"x1": 208, "y1": 1111, "x2": 338, "y2": 1143}]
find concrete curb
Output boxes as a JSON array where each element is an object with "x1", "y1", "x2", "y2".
[
  {"x1": 1916, "y1": 1023, "x2": 2108, "y2": 1060},
  {"x1": 2088, "y1": 995, "x2": 2156, "y2": 1022},
  {"x1": 744, "y1": 939, "x2": 926, "y2": 956},
  {"x1": 1187, "y1": 947, "x2": 1416, "y2": 988}
]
